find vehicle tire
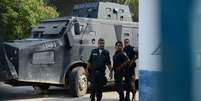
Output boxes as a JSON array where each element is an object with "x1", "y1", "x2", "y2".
[{"x1": 69, "y1": 66, "x2": 88, "y2": 97}]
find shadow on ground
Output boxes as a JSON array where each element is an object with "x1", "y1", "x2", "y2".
[
  {"x1": 44, "y1": 97, "x2": 118, "y2": 101},
  {"x1": 0, "y1": 83, "x2": 116, "y2": 101}
]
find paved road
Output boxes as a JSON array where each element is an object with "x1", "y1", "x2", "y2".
[{"x1": 0, "y1": 82, "x2": 138, "y2": 101}]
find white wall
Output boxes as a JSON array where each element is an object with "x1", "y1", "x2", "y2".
[{"x1": 139, "y1": 0, "x2": 161, "y2": 71}]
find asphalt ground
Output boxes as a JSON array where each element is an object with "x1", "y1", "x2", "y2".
[{"x1": 0, "y1": 82, "x2": 139, "y2": 101}]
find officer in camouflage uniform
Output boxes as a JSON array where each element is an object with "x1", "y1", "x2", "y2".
[{"x1": 86, "y1": 38, "x2": 112, "y2": 101}]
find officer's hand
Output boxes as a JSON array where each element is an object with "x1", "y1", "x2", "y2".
[
  {"x1": 85, "y1": 69, "x2": 89, "y2": 77},
  {"x1": 116, "y1": 66, "x2": 121, "y2": 71},
  {"x1": 109, "y1": 72, "x2": 113, "y2": 80},
  {"x1": 129, "y1": 60, "x2": 133, "y2": 66}
]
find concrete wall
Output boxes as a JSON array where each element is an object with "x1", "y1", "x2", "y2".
[
  {"x1": 139, "y1": 0, "x2": 161, "y2": 101},
  {"x1": 192, "y1": 1, "x2": 201, "y2": 101}
]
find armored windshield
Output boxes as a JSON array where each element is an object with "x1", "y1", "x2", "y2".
[
  {"x1": 73, "y1": 2, "x2": 98, "y2": 18},
  {"x1": 31, "y1": 19, "x2": 68, "y2": 39},
  {"x1": 31, "y1": 33, "x2": 62, "y2": 39}
]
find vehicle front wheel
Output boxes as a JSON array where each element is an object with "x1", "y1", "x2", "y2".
[{"x1": 69, "y1": 66, "x2": 88, "y2": 97}]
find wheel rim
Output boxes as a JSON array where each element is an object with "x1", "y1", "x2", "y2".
[{"x1": 79, "y1": 73, "x2": 87, "y2": 91}]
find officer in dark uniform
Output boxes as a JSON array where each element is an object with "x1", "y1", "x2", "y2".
[
  {"x1": 86, "y1": 38, "x2": 112, "y2": 101},
  {"x1": 113, "y1": 41, "x2": 130, "y2": 101},
  {"x1": 123, "y1": 39, "x2": 138, "y2": 101}
]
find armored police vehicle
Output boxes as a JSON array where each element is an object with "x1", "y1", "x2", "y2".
[{"x1": 0, "y1": 2, "x2": 138, "y2": 96}]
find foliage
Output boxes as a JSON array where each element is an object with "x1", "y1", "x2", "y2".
[
  {"x1": 0, "y1": 0, "x2": 59, "y2": 40},
  {"x1": 123, "y1": 0, "x2": 139, "y2": 21}
]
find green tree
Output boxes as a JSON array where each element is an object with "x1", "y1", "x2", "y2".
[
  {"x1": 0, "y1": 0, "x2": 59, "y2": 40},
  {"x1": 123, "y1": 0, "x2": 139, "y2": 21}
]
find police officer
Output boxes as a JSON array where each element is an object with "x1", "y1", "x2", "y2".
[
  {"x1": 123, "y1": 39, "x2": 138, "y2": 101},
  {"x1": 113, "y1": 41, "x2": 130, "y2": 101},
  {"x1": 86, "y1": 38, "x2": 112, "y2": 101}
]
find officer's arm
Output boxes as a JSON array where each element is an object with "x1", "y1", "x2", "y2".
[
  {"x1": 86, "y1": 51, "x2": 93, "y2": 76},
  {"x1": 85, "y1": 63, "x2": 91, "y2": 77},
  {"x1": 105, "y1": 51, "x2": 112, "y2": 71},
  {"x1": 135, "y1": 50, "x2": 139, "y2": 59},
  {"x1": 130, "y1": 48, "x2": 138, "y2": 66},
  {"x1": 117, "y1": 52, "x2": 130, "y2": 70},
  {"x1": 107, "y1": 64, "x2": 112, "y2": 72},
  {"x1": 107, "y1": 64, "x2": 112, "y2": 78},
  {"x1": 117, "y1": 59, "x2": 130, "y2": 70},
  {"x1": 108, "y1": 64, "x2": 113, "y2": 80},
  {"x1": 134, "y1": 47, "x2": 138, "y2": 59},
  {"x1": 86, "y1": 63, "x2": 91, "y2": 69}
]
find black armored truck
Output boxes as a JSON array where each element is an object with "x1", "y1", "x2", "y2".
[{"x1": 0, "y1": 2, "x2": 138, "y2": 96}]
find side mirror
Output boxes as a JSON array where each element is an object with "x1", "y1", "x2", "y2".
[{"x1": 74, "y1": 21, "x2": 81, "y2": 35}]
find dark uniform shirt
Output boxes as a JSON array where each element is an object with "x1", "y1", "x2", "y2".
[
  {"x1": 123, "y1": 46, "x2": 138, "y2": 60},
  {"x1": 88, "y1": 48, "x2": 111, "y2": 72},
  {"x1": 113, "y1": 51, "x2": 129, "y2": 71},
  {"x1": 123, "y1": 45, "x2": 138, "y2": 76},
  {"x1": 88, "y1": 48, "x2": 111, "y2": 100}
]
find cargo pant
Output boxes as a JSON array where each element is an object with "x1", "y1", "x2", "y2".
[
  {"x1": 114, "y1": 70, "x2": 125, "y2": 101},
  {"x1": 90, "y1": 70, "x2": 107, "y2": 101},
  {"x1": 125, "y1": 67, "x2": 135, "y2": 101}
]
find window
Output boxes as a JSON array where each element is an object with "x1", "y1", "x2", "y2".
[
  {"x1": 89, "y1": 31, "x2": 96, "y2": 36},
  {"x1": 38, "y1": 26, "x2": 45, "y2": 29},
  {"x1": 107, "y1": 14, "x2": 111, "y2": 19},
  {"x1": 124, "y1": 33, "x2": 130, "y2": 36},
  {"x1": 52, "y1": 26, "x2": 58, "y2": 28},
  {"x1": 119, "y1": 9, "x2": 124, "y2": 13},
  {"x1": 106, "y1": 8, "x2": 112, "y2": 12},
  {"x1": 32, "y1": 31, "x2": 43, "y2": 38},
  {"x1": 113, "y1": 9, "x2": 118, "y2": 14},
  {"x1": 120, "y1": 16, "x2": 124, "y2": 21},
  {"x1": 80, "y1": 25, "x2": 84, "y2": 31},
  {"x1": 40, "y1": 34, "x2": 61, "y2": 39},
  {"x1": 73, "y1": 7, "x2": 98, "y2": 18}
]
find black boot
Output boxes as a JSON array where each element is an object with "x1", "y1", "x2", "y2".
[
  {"x1": 119, "y1": 97, "x2": 124, "y2": 101},
  {"x1": 119, "y1": 94, "x2": 124, "y2": 101},
  {"x1": 125, "y1": 92, "x2": 130, "y2": 101},
  {"x1": 125, "y1": 97, "x2": 130, "y2": 101},
  {"x1": 97, "y1": 97, "x2": 102, "y2": 101},
  {"x1": 96, "y1": 94, "x2": 102, "y2": 101},
  {"x1": 90, "y1": 97, "x2": 95, "y2": 101},
  {"x1": 90, "y1": 94, "x2": 95, "y2": 101}
]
